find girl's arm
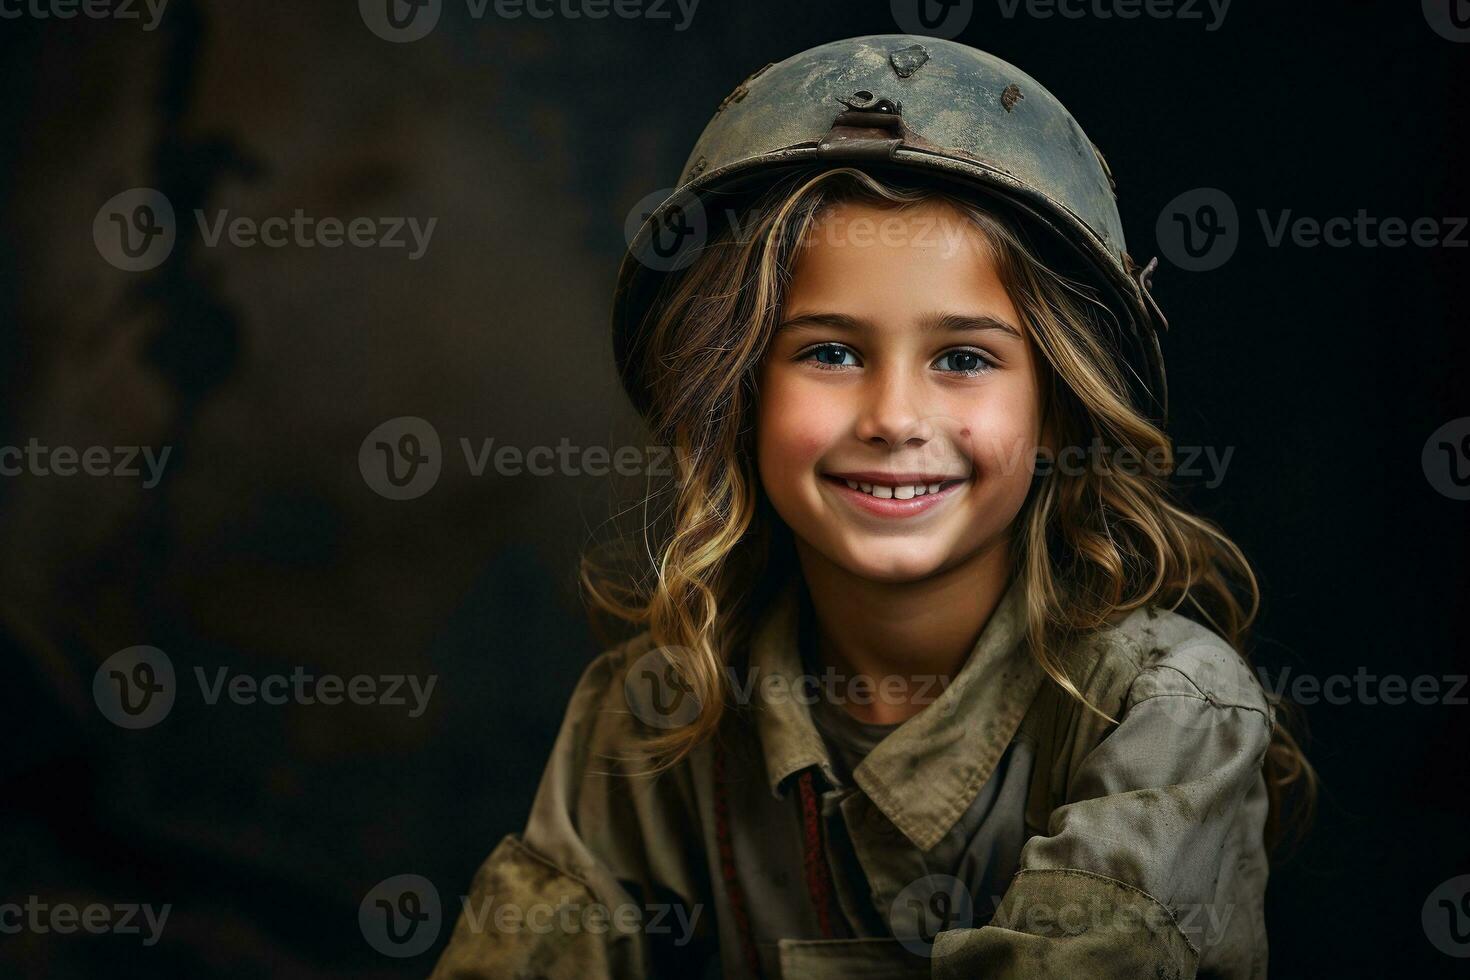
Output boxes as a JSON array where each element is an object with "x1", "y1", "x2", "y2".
[
  {"x1": 936, "y1": 624, "x2": 1273, "y2": 979},
  {"x1": 430, "y1": 636, "x2": 713, "y2": 980}
]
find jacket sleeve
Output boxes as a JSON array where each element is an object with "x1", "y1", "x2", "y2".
[
  {"x1": 430, "y1": 638, "x2": 713, "y2": 980},
  {"x1": 932, "y1": 638, "x2": 1274, "y2": 980}
]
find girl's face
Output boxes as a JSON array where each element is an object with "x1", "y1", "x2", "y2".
[{"x1": 755, "y1": 199, "x2": 1048, "y2": 584}]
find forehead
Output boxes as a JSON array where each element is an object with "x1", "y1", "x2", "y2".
[{"x1": 783, "y1": 198, "x2": 1018, "y2": 325}]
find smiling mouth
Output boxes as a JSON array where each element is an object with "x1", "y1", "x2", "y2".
[{"x1": 820, "y1": 473, "x2": 969, "y2": 515}]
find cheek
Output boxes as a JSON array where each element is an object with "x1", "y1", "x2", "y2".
[
  {"x1": 758, "y1": 374, "x2": 845, "y2": 471},
  {"x1": 956, "y1": 377, "x2": 1045, "y2": 480}
]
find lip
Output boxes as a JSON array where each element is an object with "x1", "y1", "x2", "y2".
[
  {"x1": 826, "y1": 471, "x2": 966, "y2": 485},
  {"x1": 821, "y1": 473, "x2": 967, "y2": 518}
]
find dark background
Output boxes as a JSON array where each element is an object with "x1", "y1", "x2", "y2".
[{"x1": 1, "y1": 1, "x2": 1466, "y2": 976}]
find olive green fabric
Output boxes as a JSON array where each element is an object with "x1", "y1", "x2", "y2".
[{"x1": 430, "y1": 576, "x2": 1273, "y2": 979}]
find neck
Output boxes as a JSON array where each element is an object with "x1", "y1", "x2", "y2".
[{"x1": 795, "y1": 538, "x2": 1015, "y2": 726}]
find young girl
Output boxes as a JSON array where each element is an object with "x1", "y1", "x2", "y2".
[{"x1": 432, "y1": 35, "x2": 1311, "y2": 980}]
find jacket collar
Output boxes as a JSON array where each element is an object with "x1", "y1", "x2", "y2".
[{"x1": 748, "y1": 573, "x2": 1043, "y2": 852}]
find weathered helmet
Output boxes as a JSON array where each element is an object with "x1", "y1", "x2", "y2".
[{"x1": 613, "y1": 34, "x2": 1169, "y2": 423}]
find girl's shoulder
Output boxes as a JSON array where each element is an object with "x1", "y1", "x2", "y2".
[
  {"x1": 1065, "y1": 604, "x2": 1275, "y2": 730},
  {"x1": 562, "y1": 630, "x2": 699, "y2": 740}
]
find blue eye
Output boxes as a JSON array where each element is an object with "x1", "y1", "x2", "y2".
[
  {"x1": 799, "y1": 343, "x2": 859, "y2": 369},
  {"x1": 934, "y1": 349, "x2": 993, "y2": 375}
]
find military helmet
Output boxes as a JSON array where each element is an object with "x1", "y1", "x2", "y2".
[{"x1": 613, "y1": 34, "x2": 1170, "y2": 423}]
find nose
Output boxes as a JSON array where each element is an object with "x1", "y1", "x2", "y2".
[{"x1": 853, "y1": 368, "x2": 934, "y2": 449}]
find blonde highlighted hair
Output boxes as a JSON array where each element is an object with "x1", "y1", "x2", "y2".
[{"x1": 584, "y1": 167, "x2": 1315, "y2": 851}]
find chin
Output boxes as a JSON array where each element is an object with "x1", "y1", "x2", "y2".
[{"x1": 833, "y1": 543, "x2": 952, "y2": 584}]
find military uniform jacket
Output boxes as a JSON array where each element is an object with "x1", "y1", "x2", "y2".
[{"x1": 430, "y1": 575, "x2": 1274, "y2": 979}]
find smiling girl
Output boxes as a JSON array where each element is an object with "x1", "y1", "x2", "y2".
[{"x1": 433, "y1": 35, "x2": 1311, "y2": 980}]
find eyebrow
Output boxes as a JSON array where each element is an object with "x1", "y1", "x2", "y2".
[{"x1": 774, "y1": 311, "x2": 1022, "y2": 339}]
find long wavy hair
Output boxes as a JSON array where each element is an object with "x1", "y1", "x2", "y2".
[{"x1": 584, "y1": 166, "x2": 1315, "y2": 851}]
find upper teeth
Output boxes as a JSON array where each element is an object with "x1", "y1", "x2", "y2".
[{"x1": 845, "y1": 480, "x2": 943, "y2": 498}]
